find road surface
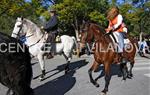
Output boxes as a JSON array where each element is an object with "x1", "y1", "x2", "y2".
[{"x1": 0, "y1": 54, "x2": 150, "y2": 95}]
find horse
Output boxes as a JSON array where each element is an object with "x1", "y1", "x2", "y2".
[
  {"x1": 79, "y1": 22, "x2": 137, "y2": 94},
  {"x1": 0, "y1": 32, "x2": 33, "y2": 95},
  {"x1": 11, "y1": 17, "x2": 77, "y2": 80}
]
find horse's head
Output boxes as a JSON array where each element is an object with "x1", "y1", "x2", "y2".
[
  {"x1": 80, "y1": 21, "x2": 106, "y2": 43},
  {"x1": 79, "y1": 21, "x2": 94, "y2": 48},
  {"x1": 12, "y1": 17, "x2": 26, "y2": 39}
]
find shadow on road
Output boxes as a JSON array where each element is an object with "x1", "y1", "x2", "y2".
[
  {"x1": 141, "y1": 55, "x2": 150, "y2": 59},
  {"x1": 34, "y1": 71, "x2": 76, "y2": 95},
  {"x1": 34, "y1": 59, "x2": 88, "y2": 95},
  {"x1": 94, "y1": 64, "x2": 122, "y2": 81}
]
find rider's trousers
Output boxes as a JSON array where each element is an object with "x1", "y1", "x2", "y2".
[{"x1": 112, "y1": 31, "x2": 124, "y2": 53}]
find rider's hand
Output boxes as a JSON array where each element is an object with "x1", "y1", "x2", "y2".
[
  {"x1": 41, "y1": 26, "x2": 44, "y2": 29},
  {"x1": 105, "y1": 27, "x2": 113, "y2": 33},
  {"x1": 105, "y1": 28, "x2": 109, "y2": 32}
]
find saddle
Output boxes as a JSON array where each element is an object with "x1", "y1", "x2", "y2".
[
  {"x1": 43, "y1": 33, "x2": 61, "y2": 59},
  {"x1": 109, "y1": 33, "x2": 130, "y2": 47},
  {"x1": 107, "y1": 33, "x2": 130, "y2": 64},
  {"x1": 55, "y1": 35, "x2": 61, "y2": 43},
  {"x1": 46, "y1": 33, "x2": 61, "y2": 43}
]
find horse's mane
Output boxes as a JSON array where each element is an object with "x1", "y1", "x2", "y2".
[
  {"x1": 91, "y1": 23, "x2": 106, "y2": 34},
  {"x1": 23, "y1": 18, "x2": 41, "y2": 33},
  {"x1": 23, "y1": 18, "x2": 43, "y2": 38},
  {"x1": 89, "y1": 22, "x2": 113, "y2": 44},
  {"x1": 85, "y1": 20, "x2": 106, "y2": 33}
]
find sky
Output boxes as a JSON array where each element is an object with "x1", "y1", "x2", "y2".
[{"x1": 25, "y1": 0, "x2": 125, "y2": 4}]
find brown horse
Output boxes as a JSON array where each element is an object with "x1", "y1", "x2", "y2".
[{"x1": 80, "y1": 22, "x2": 137, "y2": 94}]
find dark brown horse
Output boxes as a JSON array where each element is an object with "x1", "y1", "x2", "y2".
[{"x1": 80, "y1": 22, "x2": 137, "y2": 94}]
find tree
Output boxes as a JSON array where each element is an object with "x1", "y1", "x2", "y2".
[
  {"x1": 131, "y1": 0, "x2": 150, "y2": 37},
  {"x1": 49, "y1": 0, "x2": 109, "y2": 40},
  {"x1": 0, "y1": 0, "x2": 47, "y2": 34}
]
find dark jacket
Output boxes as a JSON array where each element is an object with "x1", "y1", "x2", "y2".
[{"x1": 43, "y1": 15, "x2": 58, "y2": 32}]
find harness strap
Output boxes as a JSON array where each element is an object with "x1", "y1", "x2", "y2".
[
  {"x1": 12, "y1": 33, "x2": 19, "y2": 36},
  {"x1": 110, "y1": 33, "x2": 117, "y2": 43},
  {"x1": 26, "y1": 34, "x2": 34, "y2": 38},
  {"x1": 28, "y1": 34, "x2": 45, "y2": 47}
]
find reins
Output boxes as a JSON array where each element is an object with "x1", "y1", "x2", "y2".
[{"x1": 28, "y1": 33, "x2": 45, "y2": 48}]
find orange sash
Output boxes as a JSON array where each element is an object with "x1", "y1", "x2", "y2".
[{"x1": 109, "y1": 15, "x2": 124, "y2": 32}]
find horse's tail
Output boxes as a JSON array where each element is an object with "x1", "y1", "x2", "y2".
[
  {"x1": 71, "y1": 36, "x2": 78, "y2": 49},
  {"x1": 71, "y1": 36, "x2": 80, "y2": 56},
  {"x1": 128, "y1": 37, "x2": 139, "y2": 54}
]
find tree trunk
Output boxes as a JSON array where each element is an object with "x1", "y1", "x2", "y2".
[
  {"x1": 72, "y1": 16, "x2": 80, "y2": 57},
  {"x1": 75, "y1": 29, "x2": 79, "y2": 41},
  {"x1": 139, "y1": 19, "x2": 143, "y2": 42},
  {"x1": 75, "y1": 29, "x2": 80, "y2": 57},
  {"x1": 139, "y1": 32, "x2": 143, "y2": 42}
]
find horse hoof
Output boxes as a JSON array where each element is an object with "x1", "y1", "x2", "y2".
[
  {"x1": 94, "y1": 83, "x2": 99, "y2": 87},
  {"x1": 122, "y1": 77, "x2": 126, "y2": 81},
  {"x1": 127, "y1": 75, "x2": 132, "y2": 79},
  {"x1": 123, "y1": 74, "x2": 127, "y2": 80},
  {"x1": 39, "y1": 77, "x2": 44, "y2": 81},
  {"x1": 92, "y1": 81, "x2": 99, "y2": 87},
  {"x1": 39, "y1": 74, "x2": 45, "y2": 81},
  {"x1": 130, "y1": 74, "x2": 133, "y2": 77},
  {"x1": 100, "y1": 92, "x2": 106, "y2": 95},
  {"x1": 65, "y1": 70, "x2": 69, "y2": 74}
]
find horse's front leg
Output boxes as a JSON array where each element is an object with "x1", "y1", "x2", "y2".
[
  {"x1": 65, "y1": 57, "x2": 71, "y2": 74},
  {"x1": 88, "y1": 61, "x2": 99, "y2": 87},
  {"x1": 37, "y1": 54, "x2": 45, "y2": 80},
  {"x1": 63, "y1": 53, "x2": 71, "y2": 74},
  {"x1": 101, "y1": 62, "x2": 111, "y2": 94},
  {"x1": 127, "y1": 61, "x2": 134, "y2": 78},
  {"x1": 120, "y1": 63, "x2": 128, "y2": 80}
]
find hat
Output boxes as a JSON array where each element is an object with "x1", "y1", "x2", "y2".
[{"x1": 49, "y1": 8, "x2": 56, "y2": 12}]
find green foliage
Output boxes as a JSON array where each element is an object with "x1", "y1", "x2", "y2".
[
  {"x1": 88, "y1": 11, "x2": 107, "y2": 26},
  {"x1": 0, "y1": 15, "x2": 15, "y2": 35},
  {"x1": 53, "y1": 0, "x2": 109, "y2": 36},
  {"x1": 0, "y1": 0, "x2": 149, "y2": 37},
  {"x1": 118, "y1": 1, "x2": 150, "y2": 36},
  {"x1": 53, "y1": 0, "x2": 89, "y2": 34},
  {"x1": 0, "y1": 0, "x2": 46, "y2": 34}
]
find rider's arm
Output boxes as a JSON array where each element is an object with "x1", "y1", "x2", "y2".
[
  {"x1": 43, "y1": 16, "x2": 58, "y2": 31},
  {"x1": 144, "y1": 41, "x2": 148, "y2": 48},
  {"x1": 113, "y1": 14, "x2": 123, "y2": 30},
  {"x1": 105, "y1": 21, "x2": 113, "y2": 32}
]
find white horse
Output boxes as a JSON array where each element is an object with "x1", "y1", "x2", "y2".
[{"x1": 11, "y1": 17, "x2": 77, "y2": 80}]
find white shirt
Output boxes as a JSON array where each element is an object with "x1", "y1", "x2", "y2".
[{"x1": 113, "y1": 14, "x2": 123, "y2": 29}]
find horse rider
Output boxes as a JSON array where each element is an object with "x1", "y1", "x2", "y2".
[
  {"x1": 41, "y1": 8, "x2": 59, "y2": 58},
  {"x1": 105, "y1": 6, "x2": 126, "y2": 63},
  {"x1": 138, "y1": 38, "x2": 148, "y2": 56}
]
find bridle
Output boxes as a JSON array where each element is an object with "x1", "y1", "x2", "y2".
[
  {"x1": 12, "y1": 21, "x2": 44, "y2": 47},
  {"x1": 12, "y1": 21, "x2": 23, "y2": 39},
  {"x1": 80, "y1": 23, "x2": 90, "y2": 44}
]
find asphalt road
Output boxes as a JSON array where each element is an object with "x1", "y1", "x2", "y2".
[{"x1": 0, "y1": 54, "x2": 150, "y2": 95}]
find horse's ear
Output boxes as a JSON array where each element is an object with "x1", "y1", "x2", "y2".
[{"x1": 20, "y1": 16, "x2": 23, "y2": 20}]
